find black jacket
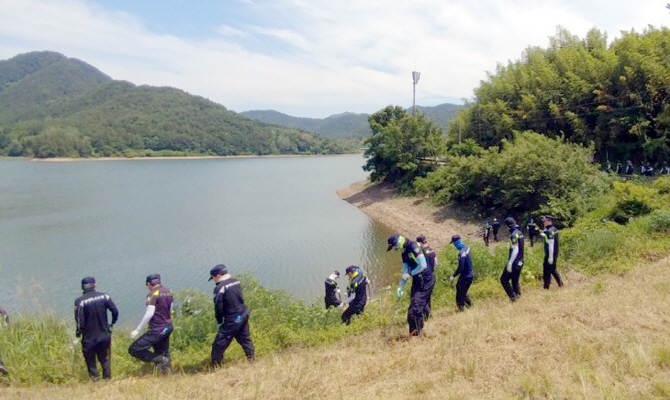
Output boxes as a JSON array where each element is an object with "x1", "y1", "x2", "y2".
[
  {"x1": 213, "y1": 276, "x2": 248, "y2": 324},
  {"x1": 74, "y1": 290, "x2": 119, "y2": 339}
]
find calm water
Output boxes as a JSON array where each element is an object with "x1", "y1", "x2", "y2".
[{"x1": 0, "y1": 155, "x2": 399, "y2": 325}]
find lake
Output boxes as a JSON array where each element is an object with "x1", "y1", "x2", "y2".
[{"x1": 0, "y1": 155, "x2": 399, "y2": 325}]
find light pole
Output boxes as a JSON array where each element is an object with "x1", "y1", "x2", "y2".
[{"x1": 412, "y1": 71, "x2": 420, "y2": 115}]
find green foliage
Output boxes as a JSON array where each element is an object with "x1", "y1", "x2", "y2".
[
  {"x1": 363, "y1": 106, "x2": 446, "y2": 191},
  {"x1": 415, "y1": 131, "x2": 611, "y2": 224},
  {"x1": 450, "y1": 26, "x2": 670, "y2": 166},
  {"x1": 0, "y1": 52, "x2": 356, "y2": 158}
]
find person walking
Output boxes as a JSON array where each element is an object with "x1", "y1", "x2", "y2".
[
  {"x1": 448, "y1": 235, "x2": 474, "y2": 311},
  {"x1": 324, "y1": 271, "x2": 341, "y2": 309},
  {"x1": 209, "y1": 264, "x2": 255, "y2": 366},
  {"x1": 74, "y1": 276, "x2": 119, "y2": 380},
  {"x1": 527, "y1": 218, "x2": 539, "y2": 247},
  {"x1": 416, "y1": 235, "x2": 437, "y2": 319},
  {"x1": 388, "y1": 233, "x2": 433, "y2": 336},
  {"x1": 540, "y1": 214, "x2": 563, "y2": 289},
  {"x1": 492, "y1": 218, "x2": 501, "y2": 242},
  {"x1": 340, "y1": 266, "x2": 368, "y2": 325},
  {"x1": 483, "y1": 221, "x2": 492, "y2": 246},
  {"x1": 500, "y1": 217, "x2": 525, "y2": 302},
  {"x1": 128, "y1": 274, "x2": 173, "y2": 373}
]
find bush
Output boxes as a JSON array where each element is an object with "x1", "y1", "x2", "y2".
[{"x1": 609, "y1": 199, "x2": 653, "y2": 224}]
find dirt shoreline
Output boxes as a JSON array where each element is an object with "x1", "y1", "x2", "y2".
[{"x1": 337, "y1": 180, "x2": 482, "y2": 249}]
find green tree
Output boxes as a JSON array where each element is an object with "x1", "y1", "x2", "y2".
[{"x1": 363, "y1": 106, "x2": 445, "y2": 191}]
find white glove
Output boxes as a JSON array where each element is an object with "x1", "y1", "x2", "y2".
[
  {"x1": 449, "y1": 276, "x2": 455, "y2": 282},
  {"x1": 506, "y1": 264, "x2": 512, "y2": 273},
  {"x1": 72, "y1": 338, "x2": 80, "y2": 346},
  {"x1": 401, "y1": 273, "x2": 410, "y2": 281},
  {"x1": 548, "y1": 258, "x2": 554, "y2": 265},
  {"x1": 130, "y1": 329, "x2": 140, "y2": 340}
]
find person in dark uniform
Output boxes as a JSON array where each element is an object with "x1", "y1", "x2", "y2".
[
  {"x1": 340, "y1": 266, "x2": 368, "y2": 325},
  {"x1": 448, "y1": 235, "x2": 474, "y2": 311},
  {"x1": 526, "y1": 218, "x2": 539, "y2": 247},
  {"x1": 128, "y1": 274, "x2": 173, "y2": 372},
  {"x1": 625, "y1": 159, "x2": 634, "y2": 175},
  {"x1": 74, "y1": 276, "x2": 119, "y2": 380},
  {"x1": 492, "y1": 218, "x2": 501, "y2": 242},
  {"x1": 500, "y1": 217, "x2": 525, "y2": 302},
  {"x1": 388, "y1": 233, "x2": 433, "y2": 336},
  {"x1": 209, "y1": 264, "x2": 255, "y2": 366},
  {"x1": 540, "y1": 214, "x2": 563, "y2": 289},
  {"x1": 0, "y1": 306, "x2": 9, "y2": 375},
  {"x1": 324, "y1": 271, "x2": 341, "y2": 309},
  {"x1": 483, "y1": 221, "x2": 492, "y2": 246},
  {"x1": 416, "y1": 235, "x2": 437, "y2": 319}
]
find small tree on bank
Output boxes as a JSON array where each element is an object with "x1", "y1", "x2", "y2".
[{"x1": 363, "y1": 105, "x2": 445, "y2": 191}]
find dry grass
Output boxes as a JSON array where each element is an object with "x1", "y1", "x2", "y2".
[{"x1": 7, "y1": 256, "x2": 670, "y2": 399}]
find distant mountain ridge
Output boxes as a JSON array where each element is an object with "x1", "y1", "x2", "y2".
[
  {"x1": 241, "y1": 103, "x2": 463, "y2": 139},
  {"x1": 0, "y1": 51, "x2": 352, "y2": 158}
]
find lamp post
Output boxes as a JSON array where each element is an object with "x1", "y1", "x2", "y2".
[{"x1": 412, "y1": 71, "x2": 420, "y2": 115}]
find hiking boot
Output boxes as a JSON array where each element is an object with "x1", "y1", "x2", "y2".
[{"x1": 154, "y1": 356, "x2": 171, "y2": 374}]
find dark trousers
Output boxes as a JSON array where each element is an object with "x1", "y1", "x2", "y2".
[
  {"x1": 211, "y1": 314, "x2": 255, "y2": 365},
  {"x1": 456, "y1": 276, "x2": 474, "y2": 311},
  {"x1": 423, "y1": 276, "x2": 436, "y2": 320},
  {"x1": 342, "y1": 302, "x2": 365, "y2": 325},
  {"x1": 82, "y1": 336, "x2": 111, "y2": 379},
  {"x1": 543, "y1": 260, "x2": 563, "y2": 289},
  {"x1": 408, "y1": 273, "x2": 435, "y2": 335},
  {"x1": 128, "y1": 327, "x2": 171, "y2": 363},
  {"x1": 500, "y1": 260, "x2": 523, "y2": 301}
]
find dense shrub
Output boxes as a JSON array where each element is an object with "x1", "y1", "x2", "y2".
[{"x1": 415, "y1": 131, "x2": 611, "y2": 224}]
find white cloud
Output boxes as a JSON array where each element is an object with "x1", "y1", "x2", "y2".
[{"x1": 0, "y1": 0, "x2": 667, "y2": 118}]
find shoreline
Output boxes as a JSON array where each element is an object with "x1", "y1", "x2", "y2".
[
  {"x1": 337, "y1": 180, "x2": 482, "y2": 249},
  {"x1": 29, "y1": 153, "x2": 360, "y2": 162}
]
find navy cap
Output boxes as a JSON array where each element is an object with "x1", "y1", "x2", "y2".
[
  {"x1": 81, "y1": 276, "x2": 96, "y2": 290},
  {"x1": 449, "y1": 234, "x2": 461, "y2": 244},
  {"x1": 542, "y1": 214, "x2": 554, "y2": 221},
  {"x1": 386, "y1": 234, "x2": 399, "y2": 251},
  {"x1": 209, "y1": 264, "x2": 228, "y2": 281},
  {"x1": 505, "y1": 217, "x2": 516, "y2": 226},
  {"x1": 345, "y1": 265, "x2": 357, "y2": 274},
  {"x1": 146, "y1": 274, "x2": 161, "y2": 285},
  {"x1": 416, "y1": 235, "x2": 427, "y2": 243},
  {"x1": 333, "y1": 271, "x2": 340, "y2": 277}
]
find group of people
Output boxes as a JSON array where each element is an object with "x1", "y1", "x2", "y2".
[
  {"x1": 605, "y1": 159, "x2": 670, "y2": 176},
  {"x1": 70, "y1": 265, "x2": 254, "y2": 380},
  {"x1": 326, "y1": 213, "x2": 563, "y2": 337}
]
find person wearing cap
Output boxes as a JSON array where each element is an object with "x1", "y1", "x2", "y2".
[
  {"x1": 491, "y1": 218, "x2": 501, "y2": 242},
  {"x1": 500, "y1": 217, "x2": 525, "y2": 302},
  {"x1": 128, "y1": 274, "x2": 174, "y2": 372},
  {"x1": 74, "y1": 276, "x2": 119, "y2": 380},
  {"x1": 540, "y1": 214, "x2": 563, "y2": 289},
  {"x1": 387, "y1": 233, "x2": 433, "y2": 336},
  {"x1": 448, "y1": 235, "x2": 474, "y2": 311},
  {"x1": 340, "y1": 266, "x2": 369, "y2": 324},
  {"x1": 209, "y1": 264, "x2": 255, "y2": 366},
  {"x1": 416, "y1": 235, "x2": 437, "y2": 319},
  {"x1": 325, "y1": 271, "x2": 341, "y2": 309}
]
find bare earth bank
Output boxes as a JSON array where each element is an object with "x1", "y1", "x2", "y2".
[{"x1": 337, "y1": 180, "x2": 482, "y2": 248}]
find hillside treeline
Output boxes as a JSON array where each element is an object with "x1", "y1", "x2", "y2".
[
  {"x1": 365, "y1": 26, "x2": 670, "y2": 223},
  {"x1": 0, "y1": 51, "x2": 355, "y2": 158},
  {"x1": 449, "y1": 26, "x2": 670, "y2": 165}
]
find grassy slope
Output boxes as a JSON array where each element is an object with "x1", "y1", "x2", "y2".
[{"x1": 6, "y1": 255, "x2": 670, "y2": 400}]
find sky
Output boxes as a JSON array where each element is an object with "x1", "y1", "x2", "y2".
[{"x1": 0, "y1": 0, "x2": 668, "y2": 119}]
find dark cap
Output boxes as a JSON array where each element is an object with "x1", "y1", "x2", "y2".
[
  {"x1": 146, "y1": 274, "x2": 161, "y2": 286},
  {"x1": 416, "y1": 235, "x2": 427, "y2": 243},
  {"x1": 333, "y1": 271, "x2": 340, "y2": 277},
  {"x1": 449, "y1": 234, "x2": 461, "y2": 244},
  {"x1": 208, "y1": 264, "x2": 228, "y2": 281},
  {"x1": 386, "y1": 234, "x2": 399, "y2": 251},
  {"x1": 542, "y1": 214, "x2": 554, "y2": 221},
  {"x1": 345, "y1": 265, "x2": 357, "y2": 274},
  {"x1": 81, "y1": 276, "x2": 96, "y2": 290},
  {"x1": 504, "y1": 217, "x2": 516, "y2": 226}
]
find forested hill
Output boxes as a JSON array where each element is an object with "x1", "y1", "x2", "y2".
[
  {"x1": 0, "y1": 51, "x2": 353, "y2": 158},
  {"x1": 241, "y1": 103, "x2": 463, "y2": 139}
]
